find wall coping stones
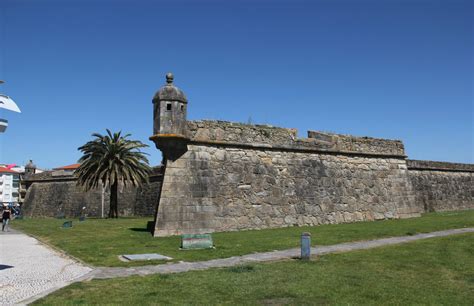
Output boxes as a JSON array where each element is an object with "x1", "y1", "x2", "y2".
[
  {"x1": 307, "y1": 130, "x2": 405, "y2": 156},
  {"x1": 23, "y1": 165, "x2": 164, "y2": 183},
  {"x1": 187, "y1": 120, "x2": 406, "y2": 158},
  {"x1": 23, "y1": 171, "x2": 77, "y2": 183},
  {"x1": 189, "y1": 139, "x2": 408, "y2": 159},
  {"x1": 407, "y1": 159, "x2": 474, "y2": 172}
]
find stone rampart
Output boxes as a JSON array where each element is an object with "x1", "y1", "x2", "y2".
[
  {"x1": 153, "y1": 120, "x2": 420, "y2": 236},
  {"x1": 187, "y1": 120, "x2": 299, "y2": 147},
  {"x1": 22, "y1": 167, "x2": 163, "y2": 218},
  {"x1": 307, "y1": 130, "x2": 405, "y2": 155},
  {"x1": 407, "y1": 160, "x2": 473, "y2": 212},
  {"x1": 407, "y1": 159, "x2": 474, "y2": 172},
  {"x1": 187, "y1": 121, "x2": 406, "y2": 156},
  {"x1": 151, "y1": 74, "x2": 473, "y2": 237}
]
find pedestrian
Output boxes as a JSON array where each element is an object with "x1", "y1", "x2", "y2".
[
  {"x1": 2, "y1": 205, "x2": 11, "y2": 232},
  {"x1": 15, "y1": 203, "x2": 21, "y2": 217}
]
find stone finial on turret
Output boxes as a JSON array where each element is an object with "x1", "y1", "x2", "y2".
[{"x1": 166, "y1": 72, "x2": 174, "y2": 84}]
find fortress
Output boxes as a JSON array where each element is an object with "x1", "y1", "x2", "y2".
[
  {"x1": 23, "y1": 73, "x2": 473, "y2": 236},
  {"x1": 150, "y1": 73, "x2": 473, "y2": 236}
]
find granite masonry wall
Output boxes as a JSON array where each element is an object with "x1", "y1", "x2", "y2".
[
  {"x1": 22, "y1": 168, "x2": 163, "y2": 218},
  {"x1": 153, "y1": 121, "x2": 422, "y2": 236},
  {"x1": 22, "y1": 122, "x2": 473, "y2": 232},
  {"x1": 407, "y1": 160, "x2": 474, "y2": 212},
  {"x1": 145, "y1": 73, "x2": 473, "y2": 236}
]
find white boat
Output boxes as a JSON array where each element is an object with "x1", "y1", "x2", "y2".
[
  {"x1": 0, "y1": 81, "x2": 21, "y2": 133},
  {"x1": 0, "y1": 94, "x2": 21, "y2": 113}
]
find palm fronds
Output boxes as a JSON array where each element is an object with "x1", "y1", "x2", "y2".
[{"x1": 75, "y1": 130, "x2": 151, "y2": 217}]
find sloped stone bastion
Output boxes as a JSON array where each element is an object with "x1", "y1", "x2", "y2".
[{"x1": 150, "y1": 74, "x2": 472, "y2": 236}]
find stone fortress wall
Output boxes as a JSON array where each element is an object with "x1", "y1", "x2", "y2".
[
  {"x1": 407, "y1": 160, "x2": 473, "y2": 212},
  {"x1": 149, "y1": 74, "x2": 472, "y2": 237},
  {"x1": 22, "y1": 167, "x2": 163, "y2": 218},
  {"x1": 153, "y1": 120, "x2": 473, "y2": 236}
]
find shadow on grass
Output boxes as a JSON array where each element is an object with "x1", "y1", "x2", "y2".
[{"x1": 128, "y1": 228, "x2": 150, "y2": 232}]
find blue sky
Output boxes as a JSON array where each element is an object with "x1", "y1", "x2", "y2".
[{"x1": 0, "y1": 0, "x2": 472, "y2": 169}]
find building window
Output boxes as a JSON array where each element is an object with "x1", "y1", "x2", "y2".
[
  {"x1": 181, "y1": 105, "x2": 184, "y2": 112},
  {"x1": 166, "y1": 103, "x2": 172, "y2": 111}
]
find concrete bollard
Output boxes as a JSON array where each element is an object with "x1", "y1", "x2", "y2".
[{"x1": 301, "y1": 232, "x2": 311, "y2": 260}]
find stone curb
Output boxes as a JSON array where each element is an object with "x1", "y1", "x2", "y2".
[{"x1": 18, "y1": 270, "x2": 97, "y2": 305}]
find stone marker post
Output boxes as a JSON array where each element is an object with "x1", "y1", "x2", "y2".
[{"x1": 301, "y1": 232, "x2": 311, "y2": 260}]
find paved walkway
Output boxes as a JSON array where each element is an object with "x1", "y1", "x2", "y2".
[
  {"x1": 0, "y1": 229, "x2": 92, "y2": 305},
  {"x1": 93, "y1": 227, "x2": 474, "y2": 279}
]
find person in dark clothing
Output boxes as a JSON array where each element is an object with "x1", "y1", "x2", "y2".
[
  {"x1": 2, "y1": 205, "x2": 11, "y2": 232},
  {"x1": 14, "y1": 204, "x2": 21, "y2": 217}
]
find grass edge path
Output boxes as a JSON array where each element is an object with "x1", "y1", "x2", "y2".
[
  {"x1": 20, "y1": 227, "x2": 474, "y2": 305},
  {"x1": 12, "y1": 211, "x2": 474, "y2": 267},
  {"x1": 91, "y1": 227, "x2": 474, "y2": 279}
]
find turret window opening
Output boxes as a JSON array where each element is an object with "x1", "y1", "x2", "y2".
[
  {"x1": 180, "y1": 105, "x2": 184, "y2": 112},
  {"x1": 166, "y1": 103, "x2": 172, "y2": 111}
]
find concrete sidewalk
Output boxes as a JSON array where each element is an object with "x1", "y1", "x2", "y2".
[
  {"x1": 0, "y1": 229, "x2": 92, "y2": 305},
  {"x1": 92, "y1": 227, "x2": 474, "y2": 279}
]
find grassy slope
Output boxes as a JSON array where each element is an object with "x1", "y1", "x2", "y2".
[
  {"x1": 12, "y1": 210, "x2": 474, "y2": 267},
  {"x1": 35, "y1": 233, "x2": 474, "y2": 305}
]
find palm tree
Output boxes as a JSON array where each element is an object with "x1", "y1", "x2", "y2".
[{"x1": 75, "y1": 130, "x2": 151, "y2": 218}]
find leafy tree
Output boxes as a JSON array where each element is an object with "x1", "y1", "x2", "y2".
[{"x1": 75, "y1": 130, "x2": 151, "y2": 218}]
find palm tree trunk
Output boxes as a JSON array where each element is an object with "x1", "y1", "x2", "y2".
[{"x1": 109, "y1": 181, "x2": 118, "y2": 218}]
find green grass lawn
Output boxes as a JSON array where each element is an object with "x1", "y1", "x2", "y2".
[
  {"x1": 12, "y1": 210, "x2": 474, "y2": 267},
  {"x1": 34, "y1": 233, "x2": 474, "y2": 305}
]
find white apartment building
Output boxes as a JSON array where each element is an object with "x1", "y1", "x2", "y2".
[{"x1": 0, "y1": 167, "x2": 20, "y2": 205}]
